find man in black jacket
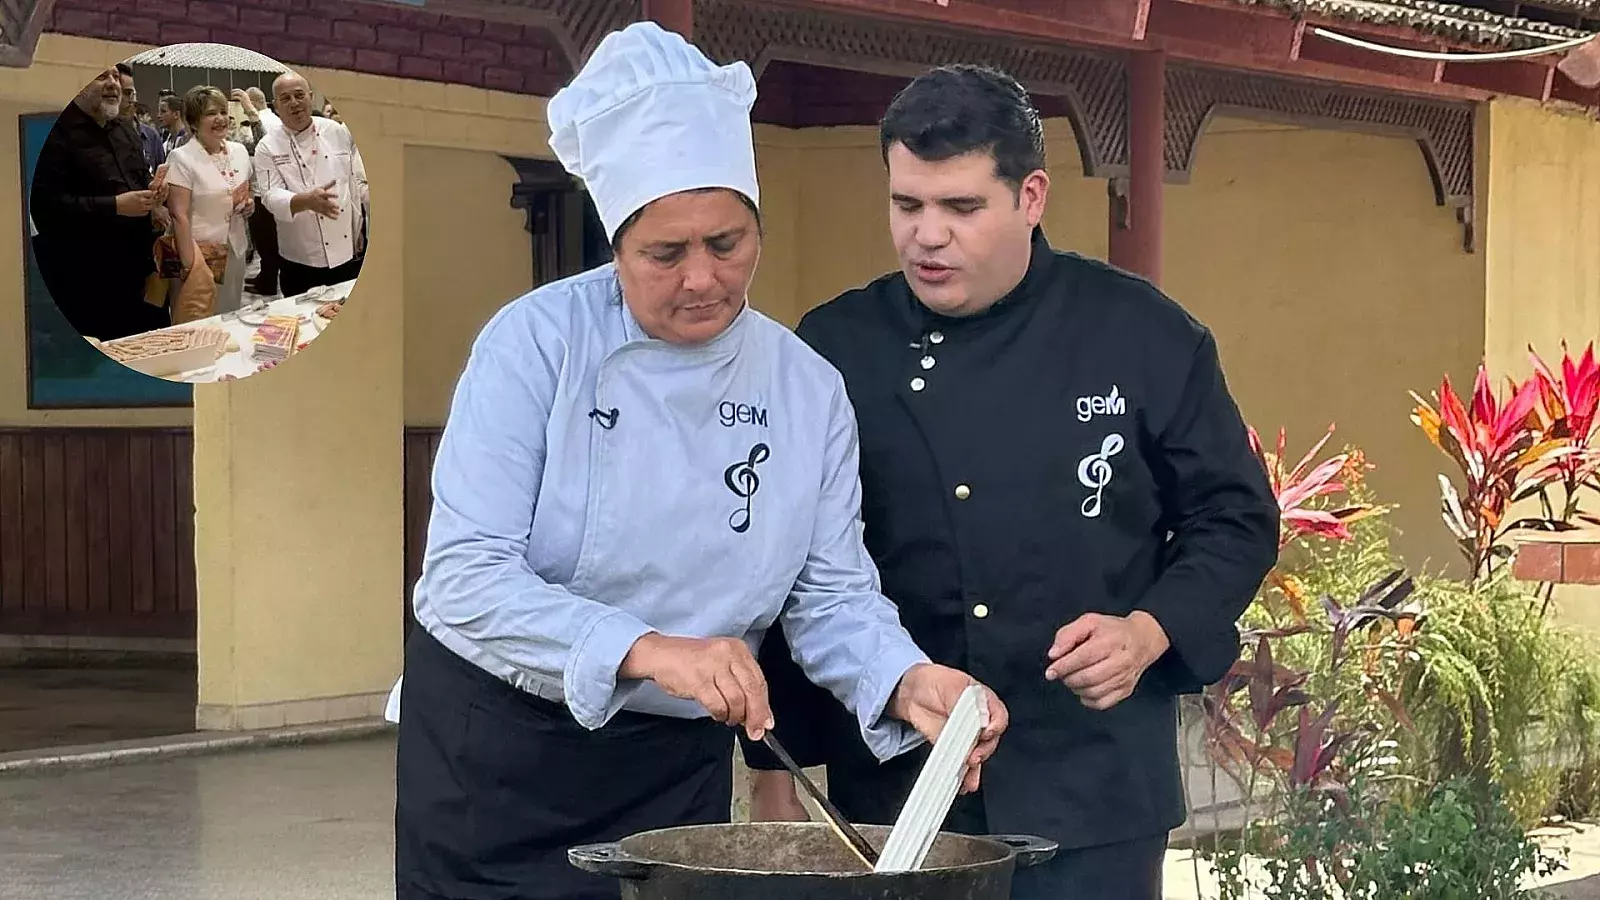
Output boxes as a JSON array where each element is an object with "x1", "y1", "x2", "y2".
[
  {"x1": 30, "y1": 66, "x2": 168, "y2": 340},
  {"x1": 742, "y1": 65, "x2": 1279, "y2": 899}
]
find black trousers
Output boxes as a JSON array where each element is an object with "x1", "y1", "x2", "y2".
[
  {"x1": 394, "y1": 628, "x2": 733, "y2": 900},
  {"x1": 279, "y1": 255, "x2": 363, "y2": 299},
  {"x1": 246, "y1": 202, "x2": 279, "y2": 292},
  {"x1": 842, "y1": 750, "x2": 1165, "y2": 900}
]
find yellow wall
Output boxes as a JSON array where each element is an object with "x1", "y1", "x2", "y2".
[
  {"x1": 1482, "y1": 97, "x2": 1600, "y2": 380},
  {"x1": 1480, "y1": 97, "x2": 1600, "y2": 631},
  {"x1": 1165, "y1": 116, "x2": 1485, "y2": 574},
  {"x1": 402, "y1": 147, "x2": 532, "y2": 427}
]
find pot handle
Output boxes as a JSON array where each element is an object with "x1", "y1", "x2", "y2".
[
  {"x1": 568, "y1": 842, "x2": 654, "y2": 880},
  {"x1": 987, "y1": 834, "x2": 1060, "y2": 869}
]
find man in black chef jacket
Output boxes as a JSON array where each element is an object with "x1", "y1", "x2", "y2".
[{"x1": 741, "y1": 64, "x2": 1279, "y2": 899}]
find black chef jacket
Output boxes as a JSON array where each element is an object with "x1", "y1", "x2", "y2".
[
  {"x1": 744, "y1": 229, "x2": 1279, "y2": 851},
  {"x1": 30, "y1": 102, "x2": 163, "y2": 340}
]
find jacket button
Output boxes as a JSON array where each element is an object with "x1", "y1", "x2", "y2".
[
  {"x1": 929, "y1": 331, "x2": 945, "y2": 344},
  {"x1": 920, "y1": 356, "x2": 936, "y2": 370},
  {"x1": 972, "y1": 604, "x2": 989, "y2": 619},
  {"x1": 910, "y1": 377, "x2": 926, "y2": 392},
  {"x1": 954, "y1": 484, "x2": 971, "y2": 500}
]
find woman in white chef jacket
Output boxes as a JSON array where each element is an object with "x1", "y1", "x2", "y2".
[
  {"x1": 390, "y1": 22, "x2": 1009, "y2": 900},
  {"x1": 165, "y1": 86, "x2": 252, "y2": 315}
]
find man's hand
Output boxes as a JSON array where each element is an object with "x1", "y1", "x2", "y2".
[
  {"x1": 888, "y1": 663, "x2": 1008, "y2": 794},
  {"x1": 292, "y1": 180, "x2": 341, "y2": 218},
  {"x1": 619, "y1": 633, "x2": 774, "y2": 741},
  {"x1": 115, "y1": 190, "x2": 156, "y2": 217},
  {"x1": 231, "y1": 88, "x2": 259, "y2": 117},
  {"x1": 1045, "y1": 611, "x2": 1170, "y2": 710}
]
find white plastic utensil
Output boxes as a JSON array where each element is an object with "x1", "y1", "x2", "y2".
[{"x1": 874, "y1": 683, "x2": 990, "y2": 873}]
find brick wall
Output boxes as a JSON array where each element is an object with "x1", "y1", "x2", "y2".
[{"x1": 46, "y1": 0, "x2": 572, "y2": 96}]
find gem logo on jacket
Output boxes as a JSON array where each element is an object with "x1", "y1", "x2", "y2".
[
  {"x1": 724, "y1": 443, "x2": 771, "y2": 533},
  {"x1": 719, "y1": 401, "x2": 769, "y2": 428},
  {"x1": 1075, "y1": 385, "x2": 1126, "y2": 422}
]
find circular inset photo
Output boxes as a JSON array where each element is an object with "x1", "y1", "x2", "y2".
[{"x1": 26, "y1": 43, "x2": 368, "y2": 383}]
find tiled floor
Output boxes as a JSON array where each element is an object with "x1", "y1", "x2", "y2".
[
  {"x1": 3, "y1": 734, "x2": 1600, "y2": 900},
  {"x1": 0, "y1": 664, "x2": 195, "y2": 755}
]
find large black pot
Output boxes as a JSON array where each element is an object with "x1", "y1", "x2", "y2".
[{"x1": 569, "y1": 821, "x2": 1058, "y2": 900}]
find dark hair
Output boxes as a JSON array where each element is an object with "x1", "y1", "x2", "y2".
[
  {"x1": 115, "y1": 62, "x2": 134, "y2": 78},
  {"x1": 159, "y1": 94, "x2": 182, "y2": 115},
  {"x1": 879, "y1": 64, "x2": 1045, "y2": 194},
  {"x1": 609, "y1": 188, "x2": 762, "y2": 253}
]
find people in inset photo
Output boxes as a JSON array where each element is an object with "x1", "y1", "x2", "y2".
[
  {"x1": 163, "y1": 85, "x2": 255, "y2": 319},
  {"x1": 115, "y1": 63, "x2": 166, "y2": 174},
  {"x1": 29, "y1": 66, "x2": 170, "y2": 341},
  {"x1": 255, "y1": 71, "x2": 367, "y2": 298},
  {"x1": 157, "y1": 91, "x2": 189, "y2": 156}
]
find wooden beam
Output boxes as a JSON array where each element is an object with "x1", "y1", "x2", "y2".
[
  {"x1": 761, "y1": 0, "x2": 1150, "y2": 46},
  {"x1": 1551, "y1": 73, "x2": 1600, "y2": 106},
  {"x1": 1146, "y1": 0, "x2": 1298, "y2": 61},
  {"x1": 1297, "y1": 30, "x2": 1444, "y2": 84},
  {"x1": 767, "y1": 0, "x2": 1494, "y2": 103},
  {"x1": 1442, "y1": 59, "x2": 1556, "y2": 101},
  {"x1": 1109, "y1": 50, "x2": 1166, "y2": 284}
]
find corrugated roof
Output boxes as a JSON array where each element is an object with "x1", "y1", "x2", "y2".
[
  {"x1": 1233, "y1": 0, "x2": 1596, "y2": 48},
  {"x1": 124, "y1": 42, "x2": 290, "y2": 72},
  {"x1": 1516, "y1": 0, "x2": 1600, "y2": 16}
]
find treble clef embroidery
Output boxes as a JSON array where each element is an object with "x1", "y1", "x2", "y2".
[
  {"x1": 724, "y1": 443, "x2": 771, "y2": 533},
  {"x1": 1076, "y1": 433, "x2": 1126, "y2": 519}
]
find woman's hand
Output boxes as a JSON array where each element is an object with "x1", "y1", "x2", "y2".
[
  {"x1": 619, "y1": 633, "x2": 774, "y2": 740},
  {"x1": 888, "y1": 664, "x2": 1009, "y2": 794}
]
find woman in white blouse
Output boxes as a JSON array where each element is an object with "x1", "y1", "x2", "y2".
[{"x1": 165, "y1": 86, "x2": 252, "y2": 316}]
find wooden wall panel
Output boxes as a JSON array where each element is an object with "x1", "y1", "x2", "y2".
[{"x1": 0, "y1": 428, "x2": 195, "y2": 638}]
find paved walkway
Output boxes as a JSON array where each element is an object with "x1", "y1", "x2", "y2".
[{"x1": 3, "y1": 735, "x2": 1599, "y2": 899}]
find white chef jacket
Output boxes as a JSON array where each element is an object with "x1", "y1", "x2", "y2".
[
  {"x1": 387, "y1": 264, "x2": 931, "y2": 763},
  {"x1": 248, "y1": 108, "x2": 283, "y2": 197},
  {"x1": 254, "y1": 118, "x2": 367, "y2": 270}
]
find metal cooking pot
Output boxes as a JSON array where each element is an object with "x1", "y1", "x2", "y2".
[{"x1": 569, "y1": 821, "x2": 1058, "y2": 900}]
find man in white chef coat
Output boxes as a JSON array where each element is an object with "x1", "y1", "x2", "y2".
[{"x1": 254, "y1": 71, "x2": 368, "y2": 298}]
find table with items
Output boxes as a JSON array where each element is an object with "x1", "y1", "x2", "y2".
[{"x1": 93, "y1": 280, "x2": 356, "y2": 383}]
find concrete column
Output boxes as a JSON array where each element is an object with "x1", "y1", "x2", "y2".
[{"x1": 193, "y1": 136, "x2": 406, "y2": 731}]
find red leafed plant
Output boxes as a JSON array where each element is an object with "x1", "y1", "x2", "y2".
[
  {"x1": 1410, "y1": 364, "x2": 1567, "y2": 579},
  {"x1": 1248, "y1": 425, "x2": 1385, "y2": 624},
  {"x1": 1250, "y1": 424, "x2": 1383, "y2": 550},
  {"x1": 1523, "y1": 341, "x2": 1600, "y2": 527}
]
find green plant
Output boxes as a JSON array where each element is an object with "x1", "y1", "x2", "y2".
[{"x1": 1207, "y1": 775, "x2": 1567, "y2": 900}]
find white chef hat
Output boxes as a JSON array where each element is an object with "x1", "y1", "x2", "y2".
[{"x1": 547, "y1": 21, "x2": 760, "y2": 243}]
